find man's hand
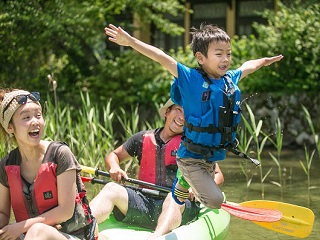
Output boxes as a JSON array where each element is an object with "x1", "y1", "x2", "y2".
[{"x1": 109, "y1": 167, "x2": 128, "y2": 183}]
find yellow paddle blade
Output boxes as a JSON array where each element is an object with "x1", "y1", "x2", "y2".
[{"x1": 240, "y1": 200, "x2": 314, "y2": 238}]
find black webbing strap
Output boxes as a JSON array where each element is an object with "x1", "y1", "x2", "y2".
[
  {"x1": 226, "y1": 144, "x2": 260, "y2": 166},
  {"x1": 183, "y1": 137, "x2": 219, "y2": 158},
  {"x1": 185, "y1": 121, "x2": 238, "y2": 134},
  {"x1": 183, "y1": 137, "x2": 260, "y2": 166},
  {"x1": 218, "y1": 94, "x2": 235, "y2": 144},
  {"x1": 195, "y1": 67, "x2": 212, "y2": 84},
  {"x1": 185, "y1": 122, "x2": 218, "y2": 133}
]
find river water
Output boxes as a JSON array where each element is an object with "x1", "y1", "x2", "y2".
[{"x1": 219, "y1": 148, "x2": 320, "y2": 240}]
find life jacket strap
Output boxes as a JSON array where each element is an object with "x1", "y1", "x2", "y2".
[
  {"x1": 183, "y1": 137, "x2": 260, "y2": 166},
  {"x1": 185, "y1": 122, "x2": 238, "y2": 134},
  {"x1": 225, "y1": 143, "x2": 260, "y2": 166},
  {"x1": 182, "y1": 137, "x2": 222, "y2": 159}
]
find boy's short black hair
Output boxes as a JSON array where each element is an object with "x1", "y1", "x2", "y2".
[{"x1": 190, "y1": 23, "x2": 230, "y2": 57}]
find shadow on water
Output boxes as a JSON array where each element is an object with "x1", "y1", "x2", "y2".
[{"x1": 220, "y1": 148, "x2": 320, "y2": 240}]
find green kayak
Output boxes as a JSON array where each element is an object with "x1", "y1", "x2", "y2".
[{"x1": 98, "y1": 206, "x2": 230, "y2": 240}]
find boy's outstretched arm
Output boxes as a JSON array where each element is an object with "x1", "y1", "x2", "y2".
[
  {"x1": 239, "y1": 54, "x2": 283, "y2": 80},
  {"x1": 105, "y1": 24, "x2": 178, "y2": 78}
]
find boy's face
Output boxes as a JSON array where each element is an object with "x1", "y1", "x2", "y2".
[{"x1": 196, "y1": 41, "x2": 231, "y2": 79}]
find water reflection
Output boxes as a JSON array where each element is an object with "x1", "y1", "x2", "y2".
[{"x1": 220, "y1": 149, "x2": 320, "y2": 240}]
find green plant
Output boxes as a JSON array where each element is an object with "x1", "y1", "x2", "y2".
[
  {"x1": 267, "y1": 118, "x2": 284, "y2": 198},
  {"x1": 302, "y1": 105, "x2": 320, "y2": 161},
  {"x1": 240, "y1": 104, "x2": 271, "y2": 198},
  {"x1": 43, "y1": 90, "x2": 118, "y2": 170},
  {"x1": 299, "y1": 145, "x2": 316, "y2": 205},
  {"x1": 237, "y1": 122, "x2": 254, "y2": 189},
  {"x1": 233, "y1": 1, "x2": 320, "y2": 93}
]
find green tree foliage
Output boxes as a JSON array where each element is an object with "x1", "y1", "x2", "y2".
[
  {"x1": 0, "y1": 0, "x2": 319, "y2": 113},
  {"x1": 82, "y1": 45, "x2": 197, "y2": 112},
  {"x1": 1, "y1": 1, "x2": 105, "y2": 90},
  {"x1": 233, "y1": 0, "x2": 320, "y2": 93},
  {"x1": 0, "y1": 0, "x2": 185, "y2": 107}
]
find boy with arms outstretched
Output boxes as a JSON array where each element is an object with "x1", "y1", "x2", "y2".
[{"x1": 104, "y1": 23, "x2": 283, "y2": 209}]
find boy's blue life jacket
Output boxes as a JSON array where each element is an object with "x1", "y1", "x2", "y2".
[{"x1": 180, "y1": 68, "x2": 260, "y2": 166}]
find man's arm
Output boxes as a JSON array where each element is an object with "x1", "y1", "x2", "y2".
[
  {"x1": 239, "y1": 54, "x2": 283, "y2": 80},
  {"x1": 105, "y1": 24, "x2": 178, "y2": 78},
  {"x1": 105, "y1": 145, "x2": 131, "y2": 182}
]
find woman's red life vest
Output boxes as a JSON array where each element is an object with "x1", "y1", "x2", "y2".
[
  {"x1": 4, "y1": 142, "x2": 95, "y2": 237},
  {"x1": 138, "y1": 131, "x2": 181, "y2": 187},
  {"x1": 6, "y1": 162, "x2": 58, "y2": 222}
]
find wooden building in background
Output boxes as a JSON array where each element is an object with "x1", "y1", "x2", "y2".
[{"x1": 133, "y1": 0, "x2": 277, "y2": 51}]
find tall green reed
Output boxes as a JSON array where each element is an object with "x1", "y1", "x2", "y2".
[
  {"x1": 299, "y1": 145, "x2": 316, "y2": 205},
  {"x1": 300, "y1": 105, "x2": 319, "y2": 205},
  {"x1": 267, "y1": 118, "x2": 284, "y2": 198},
  {"x1": 44, "y1": 91, "x2": 118, "y2": 197},
  {"x1": 302, "y1": 105, "x2": 320, "y2": 160},
  {"x1": 239, "y1": 103, "x2": 270, "y2": 198},
  {"x1": 44, "y1": 91, "x2": 117, "y2": 169},
  {"x1": 47, "y1": 74, "x2": 59, "y2": 138},
  {"x1": 237, "y1": 122, "x2": 254, "y2": 189}
]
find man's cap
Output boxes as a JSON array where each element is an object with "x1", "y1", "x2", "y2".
[{"x1": 159, "y1": 98, "x2": 175, "y2": 120}]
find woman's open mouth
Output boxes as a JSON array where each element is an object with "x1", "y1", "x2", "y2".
[{"x1": 29, "y1": 129, "x2": 40, "y2": 137}]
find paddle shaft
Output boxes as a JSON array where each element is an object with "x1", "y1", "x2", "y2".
[
  {"x1": 81, "y1": 165, "x2": 282, "y2": 223},
  {"x1": 81, "y1": 176, "x2": 168, "y2": 198},
  {"x1": 81, "y1": 175, "x2": 277, "y2": 216},
  {"x1": 81, "y1": 165, "x2": 172, "y2": 193}
]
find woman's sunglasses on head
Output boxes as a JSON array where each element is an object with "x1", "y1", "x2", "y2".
[
  {"x1": 3, "y1": 92, "x2": 40, "y2": 117},
  {"x1": 15, "y1": 92, "x2": 40, "y2": 105}
]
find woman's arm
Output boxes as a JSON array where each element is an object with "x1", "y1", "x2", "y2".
[
  {"x1": 5, "y1": 170, "x2": 77, "y2": 235},
  {"x1": 0, "y1": 172, "x2": 75, "y2": 240},
  {"x1": 0, "y1": 184, "x2": 10, "y2": 229}
]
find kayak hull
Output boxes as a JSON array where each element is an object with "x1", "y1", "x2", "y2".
[{"x1": 98, "y1": 207, "x2": 230, "y2": 240}]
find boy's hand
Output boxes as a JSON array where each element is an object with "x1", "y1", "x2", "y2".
[
  {"x1": 263, "y1": 54, "x2": 283, "y2": 66},
  {"x1": 105, "y1": 24, "x2": 131, "y2": 46},
  {"x1": 240, "y1": 54, "x2": 284, "y2": 79}
]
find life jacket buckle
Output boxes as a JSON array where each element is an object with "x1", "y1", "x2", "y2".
[{"x1": 223, "y1": 127, "x2": 232, "y2": 133}]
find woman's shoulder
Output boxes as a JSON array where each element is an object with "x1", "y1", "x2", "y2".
[
  {"x1": 43, "y1": 141, "x2": 74, "y2": 162},
  {"x1": 41, "y1": 140, "x2": 52, "y2": 150}
]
